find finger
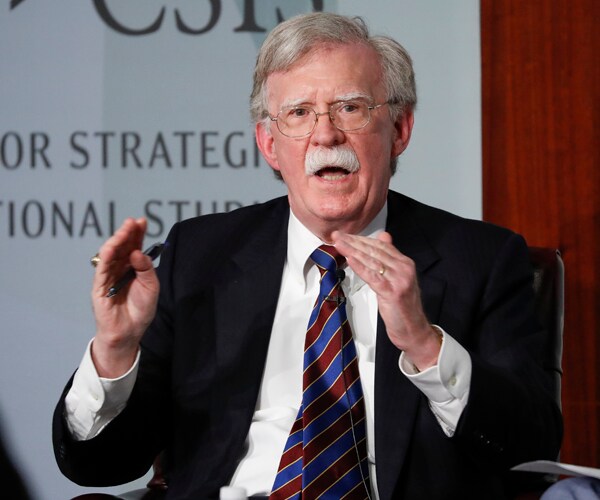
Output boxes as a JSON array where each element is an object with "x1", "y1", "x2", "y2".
[
  {"x1": 333, "y1": 231, "x2": 390, "y2": 256},
  {"x1": 100, "y1": 219, "x2": 147, "y2": 265},
  {"x1": 333, "y1": 234, "x2": 382, "y2": 277},
  {"x1": 377, "y1": 231, "x2": 393, "y2": 244},
  {"x1": 333, "y1": 232, "x2": 397, "y2": 273},
  {"x1": 130, "y1": 249, "x2": 153, "y2": 272},
  {"x1": 93, "y1": 219, "x2": 146, "y2": 291},
  {"x1": 331, "y1": 238, "x2": 390, "y2": 289},
  {"x1": 104, "y1": 251, "x2": 158, "y2": 303}
]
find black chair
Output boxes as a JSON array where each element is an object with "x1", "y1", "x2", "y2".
[
  {"x1": 528, "y1": 247, "x2": 564, "y2": 408},
  {"x1": 71, "y1": 247, "x2": 565, "y2": 500},
  {"x1": 511, "y1": 247, "x2": 564, "y2": 500}
]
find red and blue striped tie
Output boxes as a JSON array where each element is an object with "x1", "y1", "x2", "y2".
[{"x1": 270, "y1": 245, "x2": 371, "y2": 499}]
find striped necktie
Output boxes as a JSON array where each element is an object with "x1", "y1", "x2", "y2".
[{"x1": 270, "y1": 245, "x2": 371, "y2": 499}]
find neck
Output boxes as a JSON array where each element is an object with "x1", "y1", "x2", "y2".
[{"x1": 291, "y1": 205, "x2": 387, "y2": 243}]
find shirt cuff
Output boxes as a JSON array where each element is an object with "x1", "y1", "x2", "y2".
[
  {"x1": 64, "y1": 339, "x2": 140, "y2": 440},
  {"x1": 398, "y1": 327, "x2": 471, "y2": 435}
]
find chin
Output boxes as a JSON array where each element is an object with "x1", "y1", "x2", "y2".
[{"x1": 314, "y1": 204, "x2": 357, "y2": 222}]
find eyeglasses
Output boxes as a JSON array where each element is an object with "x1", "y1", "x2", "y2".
[{"x1": 268, "y1": 100, "x2": 392, "y2": 138}]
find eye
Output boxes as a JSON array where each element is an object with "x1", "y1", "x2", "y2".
[
  {"x1": 338, "y1": 102, "x2": 361, "y2": 114},
  {"x1": 285, "y1": 107, "x2": 312, "y2": 119}
]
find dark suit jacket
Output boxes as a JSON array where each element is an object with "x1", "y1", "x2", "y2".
[{"x1": 53, "y1": 191, "x2": 562, "y2": 499}]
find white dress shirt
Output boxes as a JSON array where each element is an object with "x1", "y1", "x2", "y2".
[{"x1": 65, "y1": 204, "x2": 472, "y2": 497}]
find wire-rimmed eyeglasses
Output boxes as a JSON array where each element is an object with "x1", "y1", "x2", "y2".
[{"x1": 268, "y1": 100, "x2": 393, "y2": 138}]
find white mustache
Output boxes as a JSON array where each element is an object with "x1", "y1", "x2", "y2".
[{"x1": 305, "y1": 146, "x2": 360, "y2": 175}]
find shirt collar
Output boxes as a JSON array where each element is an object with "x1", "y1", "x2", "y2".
[{"x1": 286, "y1": 204, "x2": 388, "y2": 292}]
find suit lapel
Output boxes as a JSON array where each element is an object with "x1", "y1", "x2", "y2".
[
  {"x1": 375, "y1": 192, "x2": 446, "y2": 499},
  {"x1": 212, "y1": 202, "x2": 290, "y2": 424}
]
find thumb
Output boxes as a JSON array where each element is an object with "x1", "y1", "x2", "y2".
[
  {"x1": 129, "y1": 250, "x2": 159, "y2": 288},
  {"x1": 377, "y1": 231, "x2": 393, "y2": 244}
]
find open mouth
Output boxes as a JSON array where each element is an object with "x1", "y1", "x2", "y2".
[{"x1": 314, "y1": 166, "x2": 352, "y2": 180}]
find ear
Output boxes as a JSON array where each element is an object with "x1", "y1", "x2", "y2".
[
  {"x1": 255, "y1": 122, "x2": 281, "y2": 172},
  {"x1": 391, "y1": 110, "x2": 414, "y2": 158}
]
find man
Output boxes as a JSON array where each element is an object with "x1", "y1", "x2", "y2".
[{"x1": 53, "y1": 12, "x2": 562, "y2": 500}]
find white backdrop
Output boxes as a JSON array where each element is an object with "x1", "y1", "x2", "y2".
[{"x1": 0, "y1": 1, "x2": 481, "y2": 498}]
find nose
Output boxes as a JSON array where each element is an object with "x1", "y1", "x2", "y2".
[{"x1": 310, "y1": 110, "x2": 345, "y2": 146}]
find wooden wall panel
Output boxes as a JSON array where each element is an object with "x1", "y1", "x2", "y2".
[{"x1": 481, "y1": 0, "x2": 599, "y2": 466}]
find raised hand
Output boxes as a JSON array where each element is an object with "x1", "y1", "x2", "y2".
[
  {"x1": 332, "y1": 230, "x2": 441, "y2": 370},
  {"x1": 90, "y1": 218, "x2": 160, "y2": 378}
]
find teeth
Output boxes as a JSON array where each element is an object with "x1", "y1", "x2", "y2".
[
  {"x1": 316, "y1": 166, "x2": 348, "y2": 179},
  {"x1": 320, "y1": 172, "x2": 347, "y2": 180}
]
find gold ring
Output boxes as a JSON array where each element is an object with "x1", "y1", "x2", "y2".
[
  {"x1": 90, "y1": 253, "x2": 101, "y2": 268},
  {"x1": 378, "y1": 264, "x2": 386, "y2": 276}
]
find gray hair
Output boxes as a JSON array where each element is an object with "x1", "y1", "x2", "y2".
[{"x1": 250, "y1": 12, "x2": 417, "y2": 124}]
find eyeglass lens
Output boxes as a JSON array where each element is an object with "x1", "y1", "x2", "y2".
[{"x1": 277, "y1": 101, "x2": 373, "y2": 137}]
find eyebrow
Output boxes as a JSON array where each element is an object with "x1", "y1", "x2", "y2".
[
  {"x1": 280, "y1": 97, "x2": 311, "y2": 108},
  {"x1": 280, "y1": 92, "x2": 373, "y2": 109},
  {"x1": 335, "y1": 92, "x2": 372, "y2": 102}
]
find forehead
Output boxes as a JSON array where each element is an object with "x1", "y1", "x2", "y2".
[{"x1": 265, "y1": 43, "x2": 385, "y2": 107}]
